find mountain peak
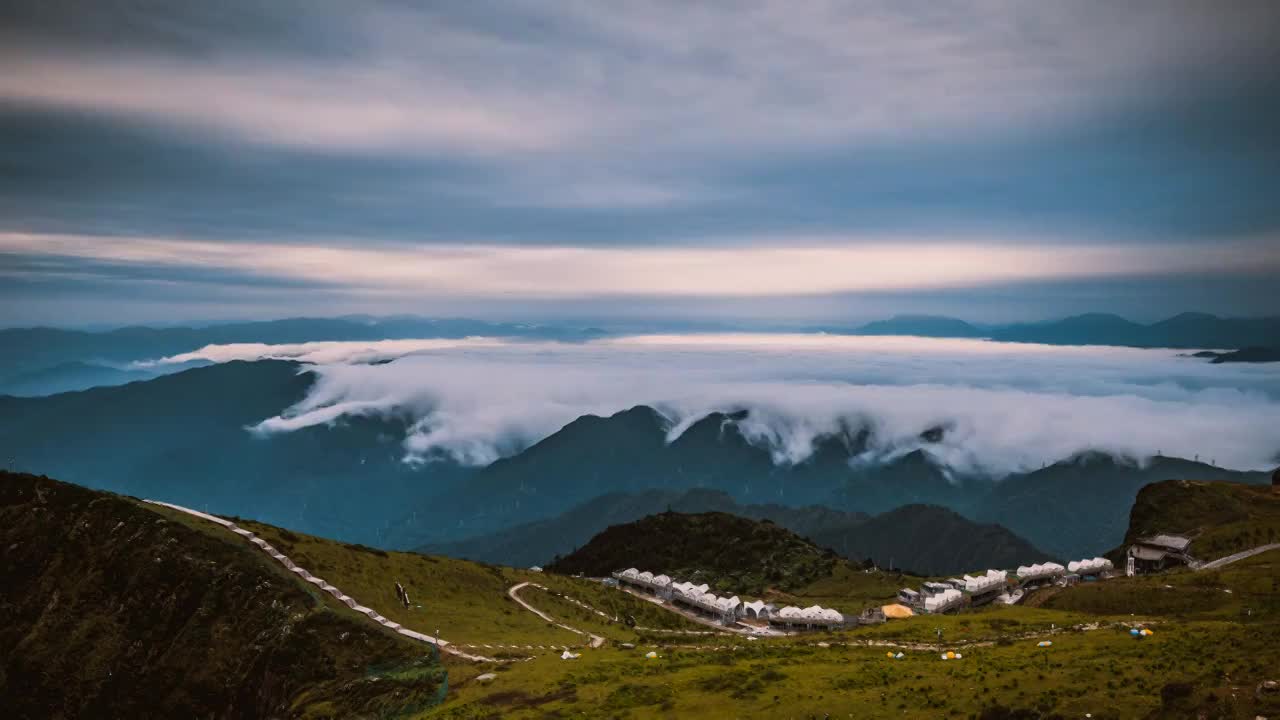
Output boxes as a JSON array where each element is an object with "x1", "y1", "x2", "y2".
[
  {"x1": 855, "y1": 315, "x2": 982, "y2": 338},
  {"x1": 546, "y1": 510, "x2": 837, "y2": 593}
]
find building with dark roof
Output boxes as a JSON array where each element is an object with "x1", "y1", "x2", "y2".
[{"x1": 1126, "y1": 533, "x2": 1192, "y2": 575}]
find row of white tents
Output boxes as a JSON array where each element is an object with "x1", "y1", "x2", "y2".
[
  {"x1": 1067, "y1": 557, "x2": 1114, "y2": 575},
  {"x1": 668, "y1": 579, "x2": 743, "y2": 621},
  {"x1": 617, "y1": 569, "x2": 675, "y2": 592},
  {"x1": 923, "y1": 587, "x2": 965, "y2": 613},
  {"x1": 1015, "y1": 562, "x2": 1068, "y2": 582},
  {"x1": 960, "y1": 569, "x2": 1007, "y2": 595},
  {"x1": 774, "y1": 605, "x2": 845, "y2": 627},
  {"x1": 904, "y1": 555, "x2": 1119, "y2": 614},
  {"x1": 613, "y1": 568, "x2": 845, "y2": 628},
  {"x1": 614, "y1": 569, "x2": 745, "y2": 623}
]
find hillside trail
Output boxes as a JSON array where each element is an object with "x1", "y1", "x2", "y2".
[
  {"x1": 143, "y1": 500, "x2": 522, "y2": 664},
  {"x1": 614, "y1": 584, "x2": 766, "y2": 635},
  {"x1": 1192, "y1": 543, "x2": 1280, "y2": 572},
  {"x1": 508, "y1": 582, "x2": 606, "y2": 648}
]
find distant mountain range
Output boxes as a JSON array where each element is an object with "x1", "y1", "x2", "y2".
[
  {"x1": 971, "y1": 451, "x2": 1267, "y2": 559},
  {"x1": 406, "y1": 400, "x2": 1268, "y2": 558},
  {"x1": 422, "y1": 488, "x2": 1050, "y2": 576},
  {"x1": 420, "y1": 488, "x2": 865, "y2": 568},
  {"x1": 1192, "y1": 347, "x2": 1280, "y2": 364},
  {"x1": 835, "y1": 311, "x2": 1280, "y2": 350},
  {"x1": 4, "y1": 360, "x2": 1267, "y2": 563},
  {"x1": 0, "y1": 360, "x2": 158, "y2": 397},
  {"x1": 0, "y1": 315, "x2": 605, "y2": 395},
  {"x1": 0, "y1": 361, "x2": 472, "y2": 546},
  {"x1": 545, "y1": 510, "x2": 841, "y2": 593},
  {"x1": 852, "y1": 315, "x2": 986, "y2": 338},
  {"x1": 806, "y1": 504, "x2": 1049, "y2": 576},
  {"x1": 3, "y1": 311, "x2": 1275, "y2": 396}
]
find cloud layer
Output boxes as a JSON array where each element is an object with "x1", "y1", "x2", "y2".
[
  {"x1": 147, "y1": 334, "x2": 1280, "y2": 474},
  {"x1": 3, "y1": 2, "x2": 1278, "y2": 324},
  {"x1": 8, "y1": 2, "x2": 1274, "y2": 156},
  {"x1": 8, "y1": 232, "x2": 1277, "y2": 300}
]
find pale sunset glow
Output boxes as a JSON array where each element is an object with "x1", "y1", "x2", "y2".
[
  {"x1": 0, "y1": 1, "x2": 1276, "y2": 324},
  {"x1": 4, "y1": 233, "x2": 1275, "y2": 301}
]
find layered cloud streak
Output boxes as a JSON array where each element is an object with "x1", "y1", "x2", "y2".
[{"x1": 149, "y1": 334, "x2": 1280, "y2": 474}]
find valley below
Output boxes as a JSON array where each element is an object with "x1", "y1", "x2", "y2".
[
  {"x1": 3, "y1": 325, "x2": 1278, "y2": 718},
  {"x1": 3, "y1": 469, "x2": 1279, "y2": 719}
]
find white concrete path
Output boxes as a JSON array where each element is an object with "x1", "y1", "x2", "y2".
[
  {"x1": 142, "y1": 499, "x2": 521, "y2": 663},
  {"x1": 508, "y1": 582, "x2": 605, "y2": 648},
  {"x1": 1193, "y1": 543, "x2": 1280, "y2": 572}
]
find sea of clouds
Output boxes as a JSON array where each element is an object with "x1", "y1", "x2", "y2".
[{"x1": 147, "y1": 334, "x2": 1280, "y2": 475}]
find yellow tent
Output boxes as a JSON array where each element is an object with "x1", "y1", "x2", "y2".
[{"x1": 882, "y1": 604, "x2": 915, "y2": 619}]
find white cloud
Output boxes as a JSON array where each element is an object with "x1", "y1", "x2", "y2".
[
  {"x1": 6, "y1": 232, "x2": 1276, "y2": 298},
  {"x1": 139, "y1": 337, "x2": 509, "y2": 367},
  {"x1": 142, "y1": 333, "x2": 1280, "y2": 473},
  {"x1": 2, "y1": 1, "x2": 1273, "y2": 162}
]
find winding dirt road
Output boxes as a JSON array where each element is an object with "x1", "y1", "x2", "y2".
[{"x1": 508, "y1": 582, "x2": 606, "y2": 648}]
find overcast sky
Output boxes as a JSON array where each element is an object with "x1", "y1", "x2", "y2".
[{"x1": 1, "y1": 1, "x2": 1277, "y2": 327}]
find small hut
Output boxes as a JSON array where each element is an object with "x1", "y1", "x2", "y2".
[{"x1": 1126, "y1": 534, "x2": 1191, "y2": 575}]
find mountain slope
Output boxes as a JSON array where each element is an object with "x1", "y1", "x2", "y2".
[
  {"x1": 808, "y1": 504, "x2": 1051, "y2": 575},
  {"x1": 0, "y1": 361, "x2": 470, "y2": 547},
  {"x1": 976, "y1": 453, "x2": 1268, "y2": 559},
  {"x1": 1207, "y1": 346, "x2": 1280, "y2": 363},
  {"x1": 0, "y1": 360, "x2": 156, "y2": 396},
  {"x1": 546, "y1": 511, "x2": 840, "y2": 593},
  {"x1": 412, "y1": 406, "x2": 910, "y2": 542},
  {"x1": 854, "y1": 314, "x2": 984, "y2": 337},
  {"x1": 989, "y1": 312, "x2": 1280, "y2": 349},
  {"x1": 0, "y1": 316, "x2": 605, "y2": 394},
  {"x1": 4, "y1": 364, "x2": 1268, "y2": 560},
  {"x1": 1118, "y1": 478, "x2": 1280, "y2": 559},
  {"x1": 420, "y1": 488, "x2": 866, "y2": 567},
  {"x1": 424, "y1": 488, "x2": 1049, "y2": 576},
  {"x1": 833, "y1": 449, "x2": 980, "y2": 516},
  {"x1": 0, "y1": 472, "x2": 445, "y2": 719}
]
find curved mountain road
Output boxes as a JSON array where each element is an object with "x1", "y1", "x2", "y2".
[
  {"x1": 508, "y1": 582, "x2": 606, "y2": 648},
  {"x1": 143, "y1": 499, "x2": 519, "y2": 663},
  {"x1": 1193, "y1": 543, "x2": 1280, "y2": 572}
]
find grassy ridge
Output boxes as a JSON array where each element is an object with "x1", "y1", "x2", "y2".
[
  {"x1": 1121, "y1": 480, "x2": 1280, "y2": 559},
  {"x1": 422, "y1": 611, "x2": 1280, "y2": 719},
  {"x1": 0, "y1": 473, "x2": 447, "y2": 719},
  {"x1": 239, "y1": 519, "x2": 583, "y2": 647},
  {"x1": 547, "y1": 511, "x2": 841, "y2": 593}
]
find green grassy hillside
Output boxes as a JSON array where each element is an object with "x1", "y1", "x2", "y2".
[
  {"x1": 7, "y1": 470, "x2": 1279, "y2": 719},
  {"x1": 0, "y1": 472, "x2": 446, "y2": 719},
  {"x1": 238, "y1": 518, "x2": 708, "y2": 649},
  {"x1": 1046, "y1": 549, "x2": 1280, "y2": 619},
  {"x1": 810, "y1": 503, "x2": 1052, "y2": 575},
  {"x1": 546, "y1": 511, "x2": 840, "y2": 593},
  {"x1": 1120, "y1": 479, "x2": 1280, "y2": 559}
]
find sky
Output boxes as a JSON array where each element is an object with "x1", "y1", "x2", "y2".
[
  {"x1": 140, "y1": 334, "x2": 1280, "y2": 472},
  {"x1": 1, "y1": 1, "x2": 1278, "y2": 327}
]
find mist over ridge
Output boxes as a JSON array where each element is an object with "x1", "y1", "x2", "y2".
[{"x1": 137, "y1": 333, "x2": 1280, "y2": 475}]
